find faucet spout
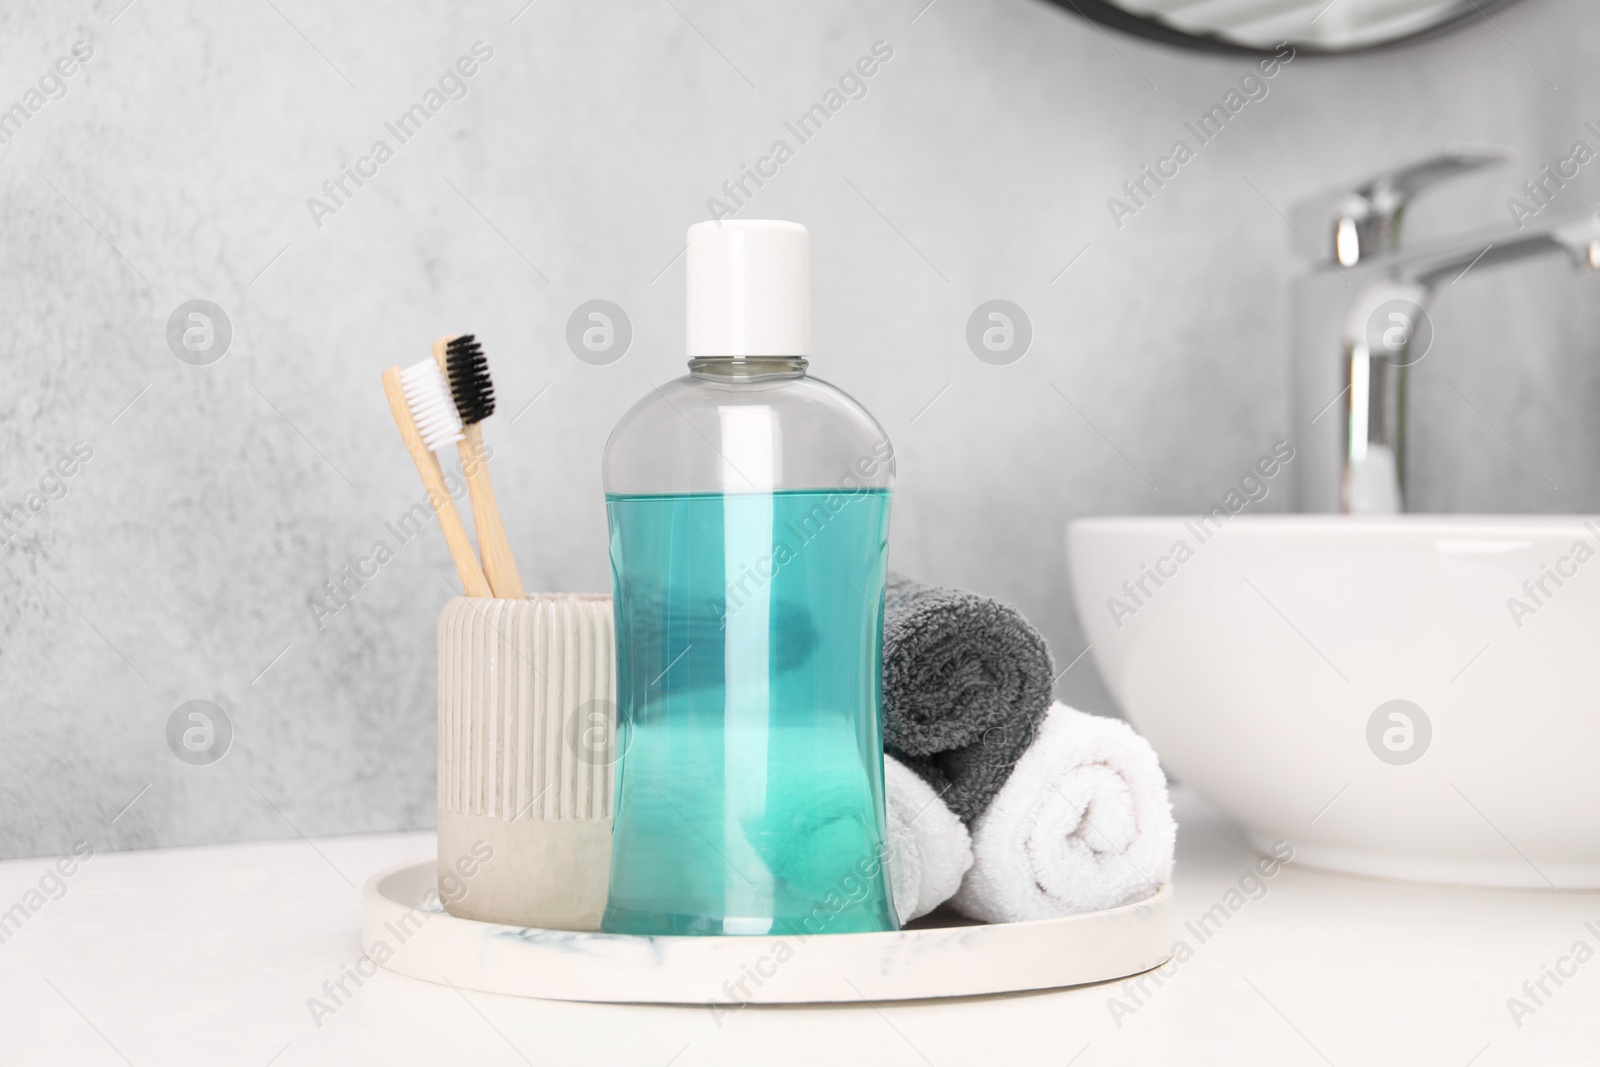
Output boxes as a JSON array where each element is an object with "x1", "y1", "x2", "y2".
[
  {"x1": 1407, "y1": 214, "x2": 1600, "y2": 288},
  {"x1": 1336, "y1": 209, "x2": 1600, "y2": 514}
]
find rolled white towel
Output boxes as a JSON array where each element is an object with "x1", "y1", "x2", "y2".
[
  {"x1": 952, "y1": 703, "x2": 1175, "y2": 922},
  {"x1": 883, "y1": 754, "x2": 973, "y2": 923}
]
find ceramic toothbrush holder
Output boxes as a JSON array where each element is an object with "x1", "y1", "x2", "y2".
[{"x1": 436, "y1": 594, "x2": 615, "y2": 930}]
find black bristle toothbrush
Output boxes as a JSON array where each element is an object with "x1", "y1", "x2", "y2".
[{"x1": 432, "y1": 334, "x2": 526, "y2": 599}]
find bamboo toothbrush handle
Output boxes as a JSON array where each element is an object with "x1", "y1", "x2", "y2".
[
  {"x1": 381, "y1": 367, "x2": 492, "y2": 598},
  {"x1": 459, "y1": 422, "x2": 526, "y2": 599},
  {"x1": 431, "y1": 336, "x2": 526, "y2": 600}
]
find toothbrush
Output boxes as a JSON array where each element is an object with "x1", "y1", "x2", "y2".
[
  {"x1": 381, "y1": 361, "x2": 492, "y2": 598},
  {"x1": 433, "y1": 334, "x2": 526, "y2": 599}
]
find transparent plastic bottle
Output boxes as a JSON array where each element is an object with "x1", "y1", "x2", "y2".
[{"x1": 601, "y1": 220, "x2": 898, "y2": 936}]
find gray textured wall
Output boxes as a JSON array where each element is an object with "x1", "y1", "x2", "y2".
[{"x1": 2, "y1": 0, "x2": 1594, "y2": 859}]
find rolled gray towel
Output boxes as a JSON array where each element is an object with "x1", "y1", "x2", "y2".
[{"x1": 882, "y1": 574, "x2": 1055, "y2": 823}]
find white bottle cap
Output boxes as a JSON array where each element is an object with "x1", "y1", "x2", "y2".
[{"x1": 685, "y1": 219, "x2": 810, "y2": 358}]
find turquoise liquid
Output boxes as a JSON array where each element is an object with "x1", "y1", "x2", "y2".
[{"x1": 602, "y1": 488, "x2": 898, "y2": 936}]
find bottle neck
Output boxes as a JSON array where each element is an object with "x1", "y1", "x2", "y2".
[{"x1": 688, "y1": 356, "x2": 808, "y2": 381}]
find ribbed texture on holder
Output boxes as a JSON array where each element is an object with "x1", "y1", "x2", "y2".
[{"x1": 437, "y1": 595, "x2": 615, "y2": 822}]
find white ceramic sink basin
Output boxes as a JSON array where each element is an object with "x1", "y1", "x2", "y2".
[{"x1": 1068, "y1": 515, "x2": 1600, "y2": 888}]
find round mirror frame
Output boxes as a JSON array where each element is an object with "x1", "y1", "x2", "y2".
[{"x1": 1046, "y1": 0, "x2": 1524, "y2": 56}]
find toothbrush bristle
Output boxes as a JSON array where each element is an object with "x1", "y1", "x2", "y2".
[
  {"x1": 444, "y1": 334, "x2": 495, "y2": 426},
  {"x1": 399, "y1": 358, "x2": 463, "y2": 451}
]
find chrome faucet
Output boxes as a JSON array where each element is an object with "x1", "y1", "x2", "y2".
[{"x1": 1290, "y1": 150, "x2": 1600, "y2": 514}]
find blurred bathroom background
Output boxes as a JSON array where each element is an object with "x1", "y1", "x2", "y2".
[{"x1": 2, "y1": 0, "x2": 1596, "y2": 858}]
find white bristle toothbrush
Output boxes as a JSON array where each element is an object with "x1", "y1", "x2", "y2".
[
  {"x1": 381, "y1": 361, "x2": 492, "y2": 597},
  {"x1": 433, "y1": 334, "x2": 526, "y2": 599}
]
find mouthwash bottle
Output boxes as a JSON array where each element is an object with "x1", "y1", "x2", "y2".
[{"x1": 601, "y1": 220, "x2": 898, "y2": 936}]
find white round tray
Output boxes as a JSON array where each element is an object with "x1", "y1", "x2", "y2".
[{"x1": 362, "y1": 862, "x2": 1176, "y2": 1004}]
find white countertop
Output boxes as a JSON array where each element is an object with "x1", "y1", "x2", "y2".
[{"x1": 2, "y1": 789, "x2": 1595, "y2": 1066}]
